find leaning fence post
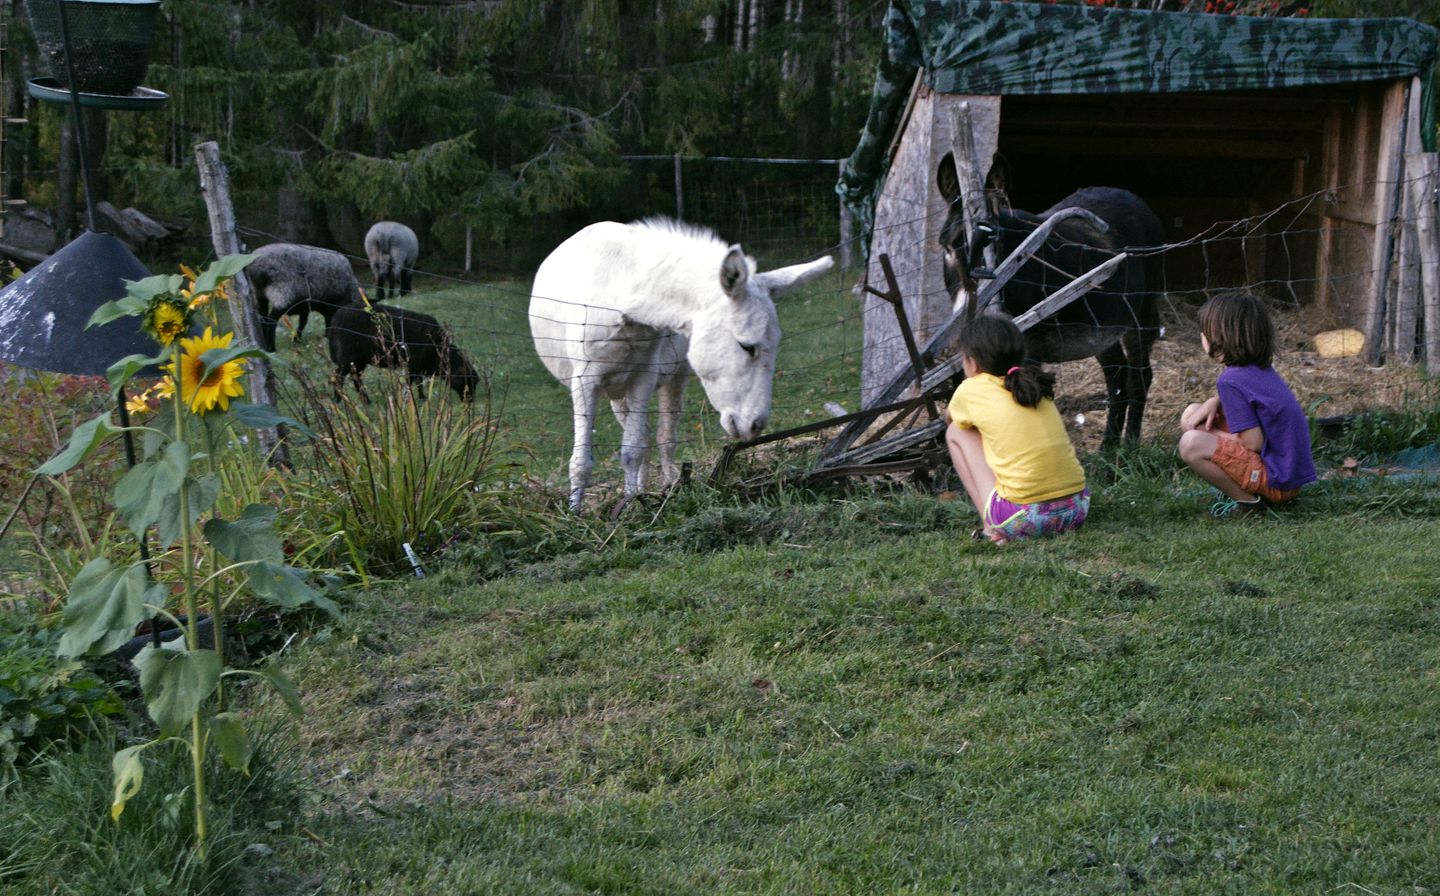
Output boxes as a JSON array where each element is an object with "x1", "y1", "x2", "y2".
[{"x1": 194, "y1": 140, "x2": 289, "y2": 467}]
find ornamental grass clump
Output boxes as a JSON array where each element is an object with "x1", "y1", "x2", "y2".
[
  {"x1": 286, "y1": 365, "x2": 533, "y2": 578},
  {"x1": 37, "y1": 255, "x2": 335, "y2": 863}
]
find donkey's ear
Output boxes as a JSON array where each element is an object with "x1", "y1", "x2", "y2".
[
  {"x1": 720, "y1": 246, "x2": 750, "y2": 299},
  {"x1": 756, "y1": 255, "x2": 834, "y2": 298}
]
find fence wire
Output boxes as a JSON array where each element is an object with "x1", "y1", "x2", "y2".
[{"x1": 223, "y1": 164, "x2": 1439, "y2": 502}]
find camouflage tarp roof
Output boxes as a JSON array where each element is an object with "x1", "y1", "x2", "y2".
[{"x1": 838, "y1": 0, "x2": 1440, "y2": 242}]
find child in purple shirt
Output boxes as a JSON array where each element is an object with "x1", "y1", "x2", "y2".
[{"x1": 1178, "y1": 292, "x2": 1316, "y2": 516}]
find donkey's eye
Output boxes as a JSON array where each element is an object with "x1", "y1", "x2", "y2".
[{"x1": 739, "y1": 342, "x2": 758, "y2": 358}]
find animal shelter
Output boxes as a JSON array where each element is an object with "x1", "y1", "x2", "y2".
[{"x1": 839, "y1": 0, "x2": 1440, "y2": 399}]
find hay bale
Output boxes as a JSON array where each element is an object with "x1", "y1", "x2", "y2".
[{"x1": 1314, "y1": 329, "x2": 1365, "y2": 358}]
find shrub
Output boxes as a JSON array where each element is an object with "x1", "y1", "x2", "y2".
[{"x1": 0, "y1": 607, "x2": 121, "y2": 783}]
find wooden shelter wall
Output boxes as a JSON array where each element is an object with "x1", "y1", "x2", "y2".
[{"x1": 861, "y1": 81, "x2": 1414, "y2": 398}]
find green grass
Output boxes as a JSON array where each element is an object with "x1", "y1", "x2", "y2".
[
  {"x1": 225, "y1": 463, "x2": 1440, "y2": 895},
  {"x1": 9, "y1": 274, "x2": 1440, "y2": 893}
]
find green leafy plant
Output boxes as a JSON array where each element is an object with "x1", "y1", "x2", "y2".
[
  {"x1": 36, "y1": 255, "x2": 335, "y2": 862},
  {"x1": 0, "y1": 607, "x2": 121, "y2": 783}
]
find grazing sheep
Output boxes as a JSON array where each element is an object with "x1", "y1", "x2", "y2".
[
  {"x1": 245, "y1": 243, "x2": 363, "y2": 350},
  {"x1": 327, "y1": 302, "x2": 478, "y2": 401},
  {"x1": 363, "y1": 222, "x2": 420, "y2": 300}
]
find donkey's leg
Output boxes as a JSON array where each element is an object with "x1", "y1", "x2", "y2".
[
  {"x1": 613, "y1": 374, "x2": 658, "y2": 499},
  {"x1": 655, "y1": 370, "x2": 685, "y2": 488},
  {"x1": 1120, "y1": 324, "x2": 1157, "y2": 441},
  {"x1": 568, "y1": 370, "x2": 601, "y2": 511},
  {"x1": 1096, "y1": 343, "x2": 1129, "y2": 447}
]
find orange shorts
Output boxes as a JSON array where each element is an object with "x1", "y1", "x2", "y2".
[{"x1": 1210, "y1": 436, "x2": 1299, "y2": 504}]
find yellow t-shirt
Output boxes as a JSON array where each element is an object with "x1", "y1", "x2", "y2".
[{"x1": 947, "y1": 373, "x2": 1086, "y2": 504}]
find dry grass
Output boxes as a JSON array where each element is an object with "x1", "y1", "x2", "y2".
[{"x1": 1053, "y1": 296, "x2": 1435, "y2": 454}]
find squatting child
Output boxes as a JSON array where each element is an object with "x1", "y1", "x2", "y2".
[
  {"x1": 1178, "y1": 291, "x2": 1316, "y2": 516},
  {"x1": 945, "y1": 314, "x2": 1089, "y2": 545}
]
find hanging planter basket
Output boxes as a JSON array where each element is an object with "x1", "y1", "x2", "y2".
[{"x1": 27, "y1": 0, "x2": 161, "y2": 97}]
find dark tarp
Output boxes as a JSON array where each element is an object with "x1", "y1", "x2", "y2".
[{"x1": 839, "y1": 0, "x2": 1440, "y2": 243}]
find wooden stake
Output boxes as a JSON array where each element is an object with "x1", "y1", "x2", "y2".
[
  {"x1": 194, "y1": 140, "x2": 289, "y2": 467},
  {"x1": 1411, "y1": 152, "x2": 1440, "y2": 374}
]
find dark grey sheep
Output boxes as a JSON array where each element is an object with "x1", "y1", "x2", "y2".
[
  {"x1": 245, "y1": 243, "x2": 363, "y2": 350},
  {"x1": 363, "y1": 222, "x2": 420, "y2": 301},
  {"x1": 327, "y1": 302, "x2": 479, "y2": 401}
]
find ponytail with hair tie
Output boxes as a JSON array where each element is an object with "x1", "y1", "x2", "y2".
[{"x1": 1005, "y1": 366, "x2": 1021, "y2": 377}]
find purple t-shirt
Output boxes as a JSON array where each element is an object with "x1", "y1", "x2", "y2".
[{"x1": 1216, "y1": 364, "x2": 1317, "y2": 491}]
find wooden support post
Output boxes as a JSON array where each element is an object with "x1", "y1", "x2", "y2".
[
  {"x1": 945, "y1": 101, "x2": 998, "y2": 319},
  {"x1": 194, "y1": 140, "x2": 289, "y2": 467},
  {"x1": 1392, "y1": 158, "x2": 1422, "y2": 361},
  {"x1": 1364, "y1": 80, "x2": 1411, "y2": 367},
  {"x1": 1411, "y1": 152, "x2": 1440, "y2": 374}
]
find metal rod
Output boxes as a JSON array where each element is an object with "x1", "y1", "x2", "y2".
[
  {"x1": 115, "y1": 389, "x2": 160, "y2": 648},
  {"x1": 54, "y1": 0, "x2": 97, "y2": 232}
]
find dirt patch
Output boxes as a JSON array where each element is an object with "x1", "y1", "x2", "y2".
[{"x1": 1052, "y1": 297, "x2": 1435, "y2": 455}]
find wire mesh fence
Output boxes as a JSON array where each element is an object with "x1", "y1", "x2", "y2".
[{"x1": 170, "y1": 162, "x2": 1440, "y2": 503}]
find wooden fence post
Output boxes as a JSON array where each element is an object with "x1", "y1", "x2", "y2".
[
  {"x1": 1411, "y1": 152, "x2": 1440, "y2": 374},
  {"x1": 194, "y1": 140, "x2": 289, "y2": 467}
]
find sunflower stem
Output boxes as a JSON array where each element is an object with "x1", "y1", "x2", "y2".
[{"x1": 171, "y1": 340, "x2": 208, "y2": 864}]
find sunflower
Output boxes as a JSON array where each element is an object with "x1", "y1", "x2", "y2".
[
  {"x1": 168, "y1": 327, "x2": 246, "y2": 415},
  {"x1": 142, "y1": 292, "x2": 191, "y2": 346},
  {"x1": 124, "y1": 390, "x2": 151, "y2": 416}
]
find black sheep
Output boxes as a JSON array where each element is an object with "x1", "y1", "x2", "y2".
[{"x1": 327, "y1": 302, "x2": 479, "y2": 401}]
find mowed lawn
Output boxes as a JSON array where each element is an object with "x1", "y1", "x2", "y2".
[
  {"x1": 265, "y1": 471, "x2": 1440, "y2": 894},
  {"x1": 236, "y1": 270, "x2": 1440, "y2": 894}
]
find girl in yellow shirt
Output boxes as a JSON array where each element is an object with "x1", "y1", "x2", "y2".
[{"x1": 945, "y1": 314, "x2": 1089, "y2": 545}]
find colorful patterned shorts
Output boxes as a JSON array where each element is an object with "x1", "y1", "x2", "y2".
[{"x1": 984, "y1": 488, "x2": 1090, "y2": 542}]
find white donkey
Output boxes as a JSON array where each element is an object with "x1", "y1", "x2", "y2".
[{"x1": 529, "y1": 218, "x2": 834, "y2": 510}]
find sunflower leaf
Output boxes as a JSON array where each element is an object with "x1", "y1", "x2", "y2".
[
  {"x1": 156, "y1": 472, "x2": 220, "y2": 549},
  {"x1": 204, "y1": 505, "x2": 283, "y2": 563},
  {"x1": 57, "y1": 558, "x2": 162, "y2": 658},
  {"x1": 248, "y1": 560, "x2": 339, "y2": 616},
  {"x1": 134, "y1": 646, "x2": 223, "y2": 736},
  {"x1": 106, "y1": 351, "x2": 171, "y2": 394},
  {"x1": 191, "y1": 253, "x2": 257, "y2": 294},
  {"x1": 36, "y1": 413, "x2": 120, "y2": 476},
  {"x1": 229, "y1": 402, "x2": 315, "y2": 438},
  {"x1": 122, "y1": 273, "x2": 184, "y2": 302},
  {"x1": 88, "y1": 294, "x2": 152, "y2": 328},
  {"x1": 115, "y1": 442, "x2": 190, "y2": 537},
  {"x1": 195, "y1": 344, "x2": 267, "y2": 383}
]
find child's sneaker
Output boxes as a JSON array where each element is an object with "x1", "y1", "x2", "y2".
[{"x1": 1210, "y1": 496, "x2": 1266, "y2": 519}]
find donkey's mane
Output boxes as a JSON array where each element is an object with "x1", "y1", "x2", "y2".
[{"x1": 631, "y1": 216, "x2": 726, "y2": 248}]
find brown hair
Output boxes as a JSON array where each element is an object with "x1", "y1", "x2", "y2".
[
  {"x1": 1197, "y1": 291, "x2": 1274, "y2": 368},
  {"x1": 957, "y1": 313, "x2": 1055, "y2": 408}
]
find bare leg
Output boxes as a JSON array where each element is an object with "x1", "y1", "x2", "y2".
[
  {"x1": 1178, "y1": 429, "x2": 1254, "y2": 502},
  {"x1": 946, "y1": 424, "x2": 998, "y2": 534}
]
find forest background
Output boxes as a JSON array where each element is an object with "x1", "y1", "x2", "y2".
[{"x1": 4, "y1": 0, "x2": 1438, "y2": 276}]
